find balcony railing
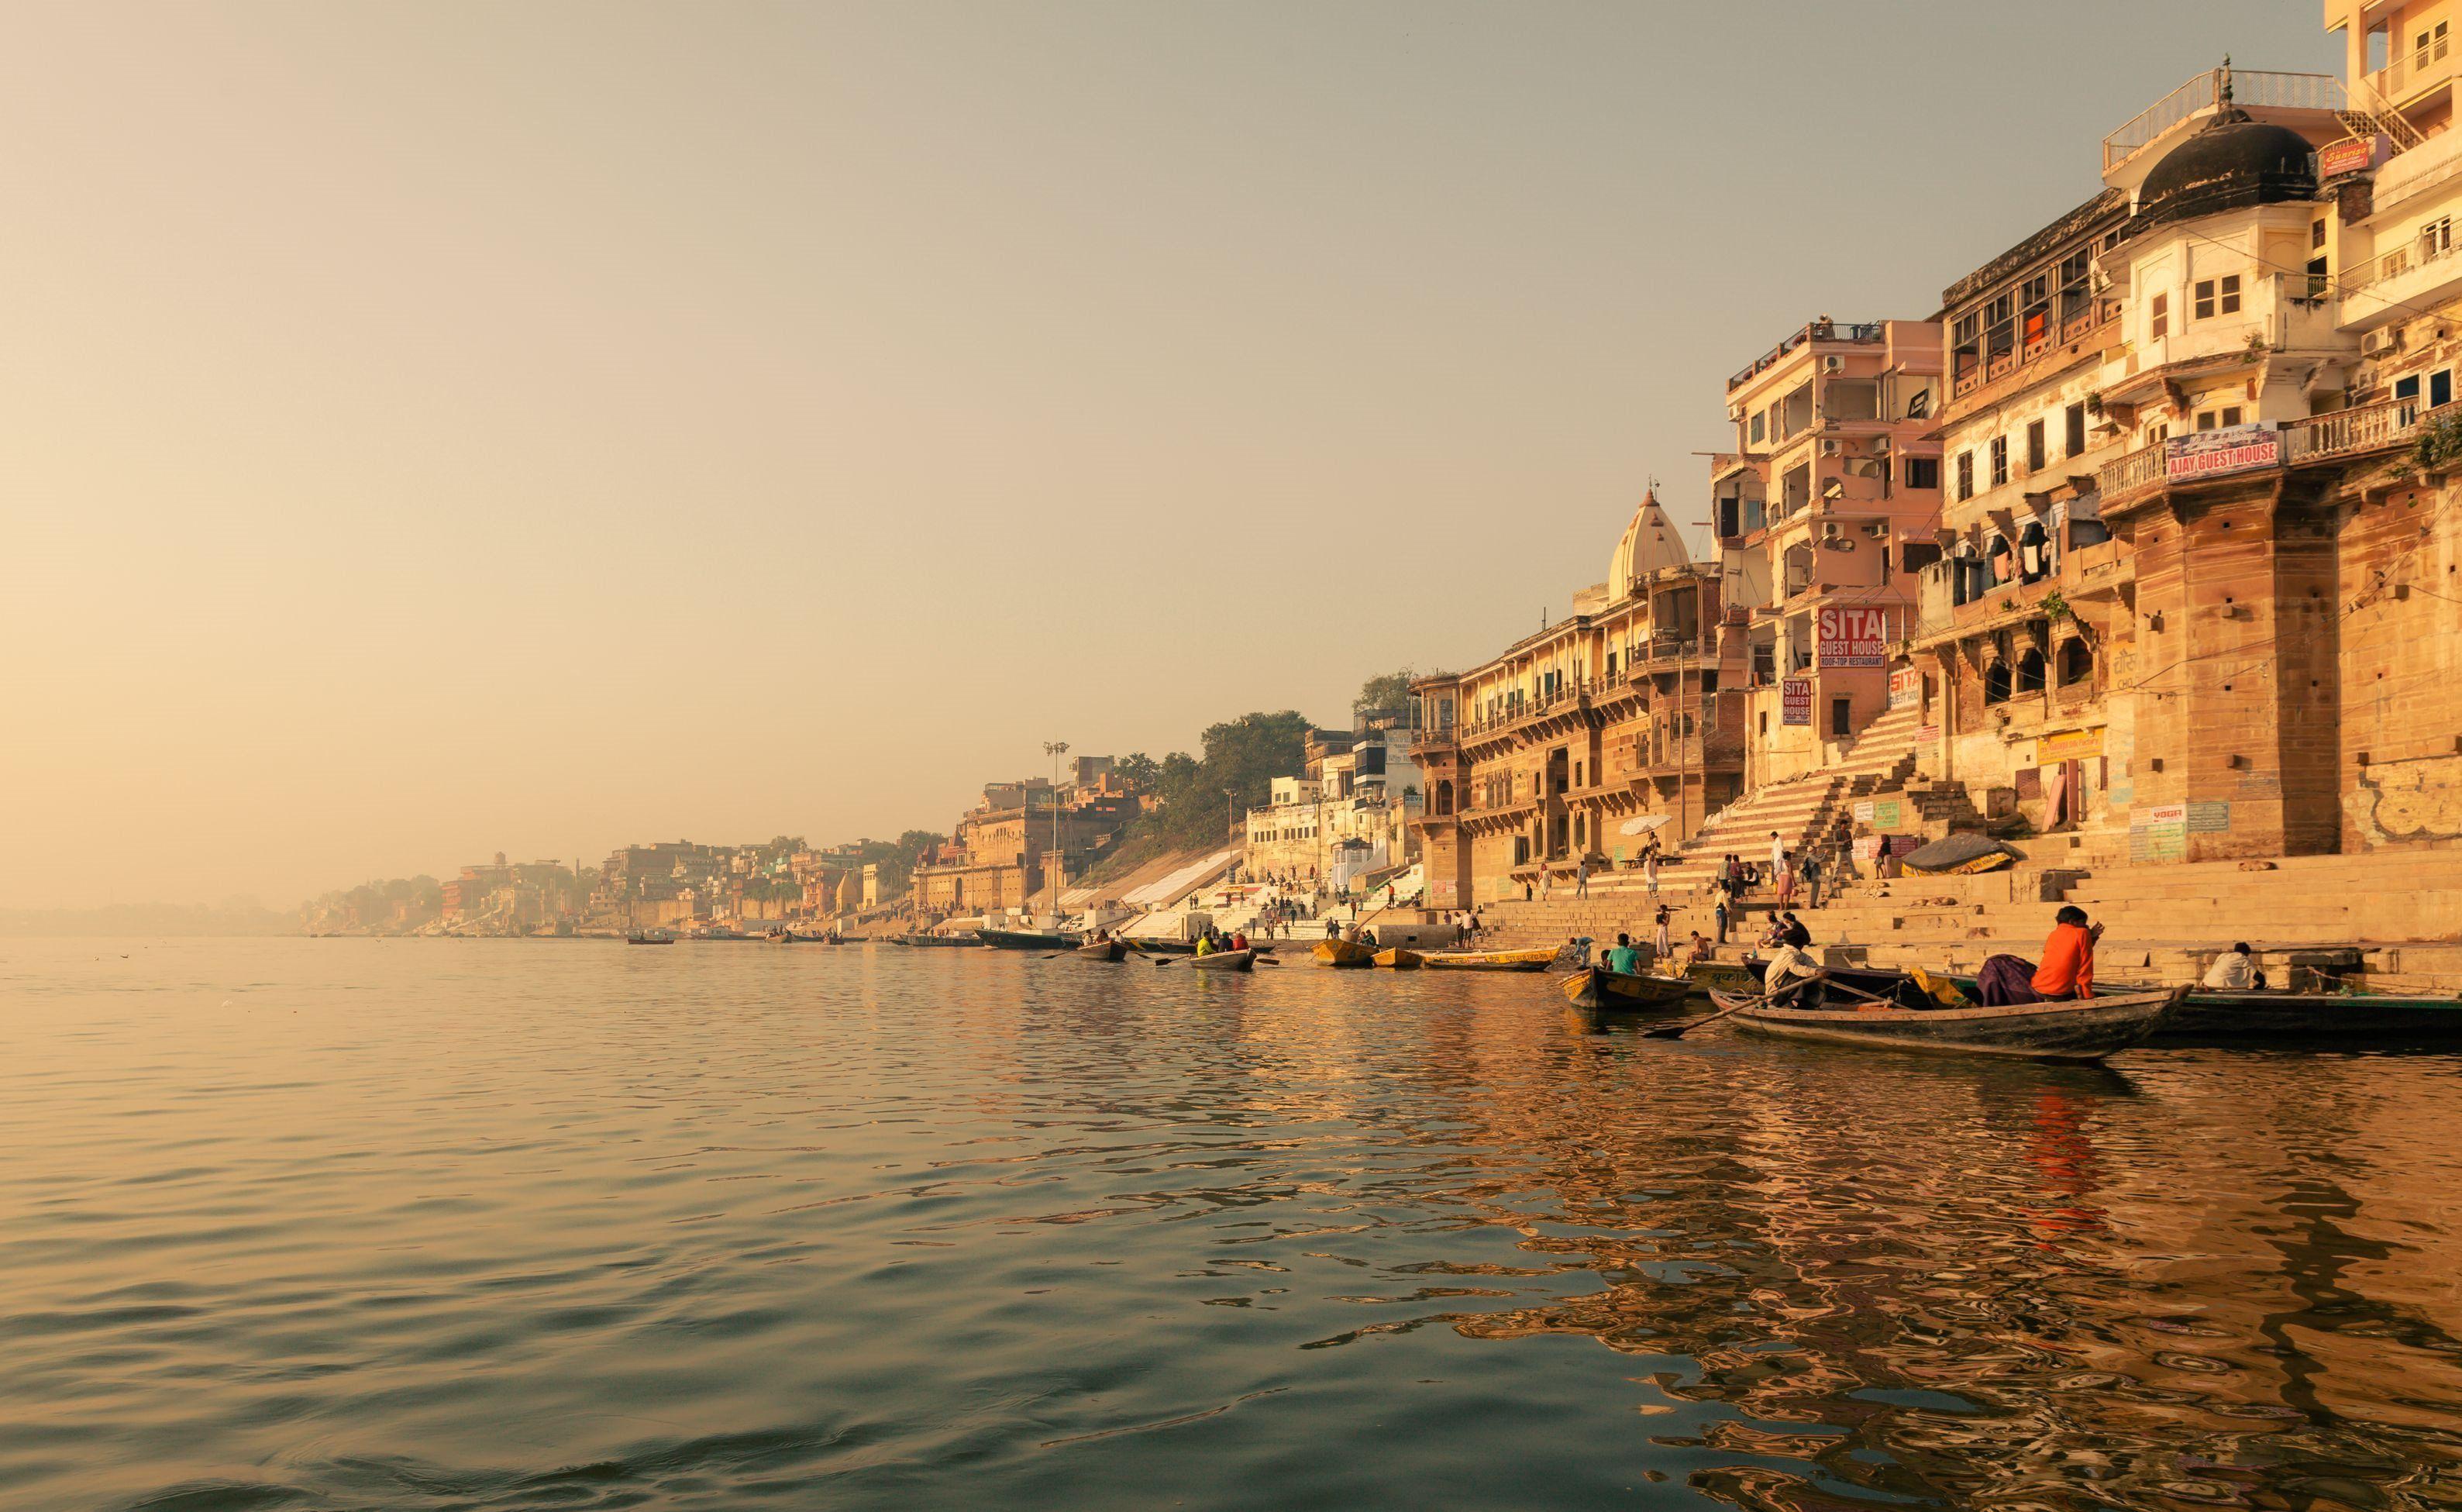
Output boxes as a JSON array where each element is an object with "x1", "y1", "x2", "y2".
[
  {"x1": 2097, "y1": 441, "x2": 2165, "y2": 499},
  {"x1": 2103, "y1": 67, "x2": 2343, "y2": 174},
  {"x1": 2366, "y1": 41, "x2": 2457, "y2": 109},
  {"x1": 1951, "y1": 300, "x2": 2121, "y2": 400},
  {"x1": 2099, "y1": 395, "x2": 2457, "y2": 500},
  {"x1": 1727, "y1": 319, "x2": 1887, "y2": 392}
]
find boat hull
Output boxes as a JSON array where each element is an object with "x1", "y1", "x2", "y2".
[
  {"x1": 1683, "y1": 960, "x2": 1754, "y2": 997},
  {"x1": 1420, "y1": 949, "x2": 1557, "y2": 973},
  {"x1": 1561, "y1": 966, "x2": 1692, "y2": 1013},
  {"x1": 1719, "y1": 986, "x2": 2183, "y2": 1063},
  {"x1": 1314, "y1": 940, "x2": 1376, "y2": 968},
  {"x1": 1774, "y1": 963, "x2": 2462, "y2": 1044},
  {"x1": 1191, "y1": 949, "x2": 1255, "y2": 972},
  {"x1": 1373, "y1": 948, "x2": 1423, "y2": 970},
  {"x1": 978, "y1": 928, "x2": 1079, "y2": 952},
  {"x1": 1076, "y1": 940, "x2": 1128, "y2": 963}
]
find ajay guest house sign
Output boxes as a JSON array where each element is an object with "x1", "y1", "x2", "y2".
[{"x1": 2164, "y1": 422, "x2": 2281, "y2": 484}]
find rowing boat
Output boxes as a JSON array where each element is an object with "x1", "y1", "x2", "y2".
[
  {"x1": 1076, "y1": 939, "x2": 1128, "y2": 963},
  {"x1": 1712, "y1": 983, "x2": 2185, "y2": 1063},
  {"x1": 1190, "y1": 949, "x2": 1255, "y2": 973},
  {"x1": 1748, "y1": 961, "x2": 2462, "y2": 1044},
  {"x1": 1683, "y1": 959, "x2": 1754, "y2": 997},
  {"x1": 979, "y1": 928, "x2": 1080, "y2": 952},
  {"x1": 1560, "y1": 966, "x2": 1692, "y2": 1013},
  {"x1": 1418, "y1": 948, "x2": 1558, "y2": 973},
  {"x1": 1314, "y1": 939, "x2": 1376, "y2": 968},
  {"x1": 1374, "y1": 947, "x2": 1423, "y2": 970}
]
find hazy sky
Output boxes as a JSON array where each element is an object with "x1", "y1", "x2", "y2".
[{"x1": 4, "y1": 2, "x2": 2336, "y2": 909}]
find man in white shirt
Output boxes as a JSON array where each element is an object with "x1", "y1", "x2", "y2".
[
  {"x1": 1768, "y1": 831, "x2": 1785, "y2": 877},
  {"x1": 2202, "y1": 942, "x2": 2266, "y2": 990}
]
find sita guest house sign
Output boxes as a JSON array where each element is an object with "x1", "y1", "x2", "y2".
[
  {"x1": 1816, "y1": 605, "x2": 1889, "y2": 668},
  {"x1": 2164, "y1": 423, "x2": 2281, "y2": 484}
]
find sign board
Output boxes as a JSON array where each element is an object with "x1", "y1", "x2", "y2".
[
  {"x1": 1780, "y1": 678, "x2": 1813, "y2": 726},
  {"x1": 1917, "y1": 723, "x2": 1940, "y2": 748},
  {"x1": 1873, "y1": 799, "x2": 1903, "y2": 830},
  {"x1": 2318, "y1": 133, "x2": 2385, "y2": 180},
  {"x1": 1817, "y1": 606, "x2": 1889, "y2": 668},
  {"x1": 1888, "y1": 666, "x2": 1921, "y2": 710},
  {"x1": 2134, "y1": 803, "x2": 2188, "y2": 863},
  {"x1": 1430, "y1": 878, "x2": 1458, "y2": 908},
  {"x1": 2164, "y1": 424, "x2": 2281, "y2": 485},
  {"x1": 2037, "y1": 727, "x2": 2105, "y2": 765},
  {"x1": 1853, "y1": 835, "x2": 1884, "y2": 863},
  {"x1": 1851, "y1": 800, "x2": 1875, "y2": 825}
]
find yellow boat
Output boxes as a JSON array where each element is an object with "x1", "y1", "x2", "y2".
[
  {"x1": 1417, "y1": 947, "x2": 1558, "y2": 973},
  {"x1": 1560, "y1": 966, "x2": 1692, "y2": 1012},
  {"x1": 1314, "y1": 939, "x2": 1376, "y2": 968},
  {"x1": 1373, "y1": 947, "x2": 1423, "y2": 970}
]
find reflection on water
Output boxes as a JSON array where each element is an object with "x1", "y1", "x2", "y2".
[{"x1": 2, "y1": 939, "x2": 2460, "y2": 1510}]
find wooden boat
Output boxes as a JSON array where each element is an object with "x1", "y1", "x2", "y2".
[
  {"x1": 1683, "y1": 959, "x2": 1755, "y2": 997},
  {"x1": 2153, "y1": 986, "x2": 2462, "y2": 1040},
  {"x1": 1190, "y1": 948, "x2": 1255, "y2": 973},
  {"x1": 1418, "y1": 947, "x2": 1558, "y2": 973},
  {"x1": 1128, "y1": 937, "x2": 1198, "y2": 956},
  {"x1": 1712, "y1": 983, "x2": 2186, "y2": 1063},
  {"x1": 979, "y1": 927, "x2": 1080, "y2": 952},
  {"x1": 900, "y1": 932, "x2": 980, "y2": 948},
  {"x1": 1314, "y1": 939, "x2": 1376, "y2": 968},
  {"x1": 1374, "y1": 947, "x2": 1423, "y2": 970},
  {"x1": 1560, "y1": 966, "x2": 1692, "y2": 1013},
  {"x1": 1750, "y1": 961, "x2": 2462, "y2": 1044},
  {"x1": 625, "y1": 928, "x2": 676, "y2": 945},
  {"x1": 1076, "y1": 939, "x2": 1128, "y2": 963}
]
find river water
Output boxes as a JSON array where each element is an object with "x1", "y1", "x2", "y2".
[{"x1": 5, "y1": 939, "x2": 2462, "y2": 1510}]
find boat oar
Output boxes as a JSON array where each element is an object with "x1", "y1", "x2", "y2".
[{"x1": 1645, "y1": 972, "x2": 1822, "y2": 1039}]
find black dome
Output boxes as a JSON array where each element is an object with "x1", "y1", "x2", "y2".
[{"x1": 2136, "y1": 108, "x2": 2318, "y2": 226}]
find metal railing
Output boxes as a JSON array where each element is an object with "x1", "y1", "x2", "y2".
[
  {"x1": 1727, "y1": 319, "x2": 1887, "y2": 392},
  {"x1": 2366, "y1": 43, "x2": 2457, "y2": 109},
  {"x1": 2103, "y1": 67, "x2": 2343, "y2": 172}
]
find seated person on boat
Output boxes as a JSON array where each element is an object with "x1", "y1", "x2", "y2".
[
  {"x1": 2202, "y1": 941, "x2": 2266, "y2": 991},
  {"x1": 1761, "y1": 940, "x2": 1823, "y2": 1005},
  {"x1": 1602, "y1": 932, "x2": 1642, "y2": 976},
  {"x1": 1978, "y1": 907, "x2": 2099, "y2": 1006}
]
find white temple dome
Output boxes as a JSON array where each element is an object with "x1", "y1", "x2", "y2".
[{"x1": 1609, "y1": 487, "x2": 1689, "y2": 595}]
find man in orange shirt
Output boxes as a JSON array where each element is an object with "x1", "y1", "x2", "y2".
[{"x1": 1977, "y1": 906, "x2": 2102, "y2": 1006}]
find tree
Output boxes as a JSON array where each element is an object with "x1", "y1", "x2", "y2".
[
  {"x1": 1355, "y1": 666, "x2": 1417, "y2": 716},
  {"x1": 1114, "y1": 752, "x2": 1161, "y2": 793}
]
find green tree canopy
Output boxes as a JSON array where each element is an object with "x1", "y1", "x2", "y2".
[{"x1": 1355, "y1": 666, "x2": 1417, "y2": 716}]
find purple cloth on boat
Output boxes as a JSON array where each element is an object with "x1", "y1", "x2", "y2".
[{"x1": 1978, "y1": 954, "x2": 2044, "y2": 1006}]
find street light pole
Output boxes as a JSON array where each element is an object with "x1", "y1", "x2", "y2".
[{"x1": 1044, "y1": 740, "x2": 1069, "y2": 925}]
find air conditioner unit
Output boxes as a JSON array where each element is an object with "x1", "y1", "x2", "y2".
[
  {"x1": 1821, "y1": 525, "x2": 1845, "y2": 544},
  {"x1": 1823, "y1": 356, "x2": 1846, "y2": 374},
  {"x1": 2362, "y1": 327, "x2": 2405, "y2": 357},
  {"x1": 1820, "y1": 439, "x2": 1844, "y2": 456},
  {"x1": 1865, "y1": 521, "x2": 1890, "y2": 539}
]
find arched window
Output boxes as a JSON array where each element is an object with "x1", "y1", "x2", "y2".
[
  {"x1": 2016, "y1": 647, "x2": 2047, "y2": 694},
  {"x1": 1983, "y1": 660, "x2": 2013, "y2": 704},
  {"x1": 2057, "y1": 639, "x2": 2092, "y2": 687},
  {"x1": 1434, "y1": 779, "x2": 1454, "y2": 815}
]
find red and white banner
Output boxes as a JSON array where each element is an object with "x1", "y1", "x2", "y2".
[
  {"x1": 1818, "y1": 606, "x2": 1888, "y2": 668},
  {"x1": 1780, "y1": 677, "x2": 1813, "y2": 726}
]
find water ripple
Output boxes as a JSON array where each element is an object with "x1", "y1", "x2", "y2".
[{"x1": 2, "y1": 939, "x2": 2460, "y2": 1510}]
